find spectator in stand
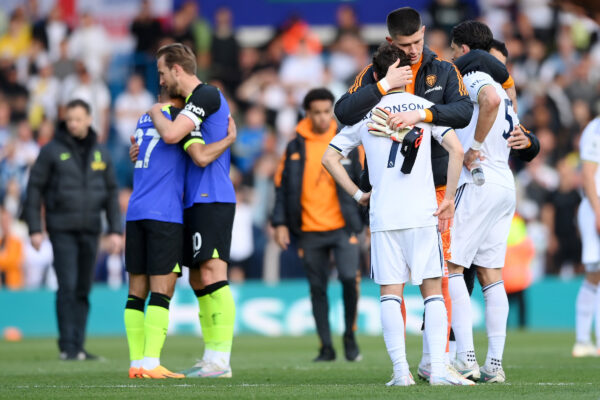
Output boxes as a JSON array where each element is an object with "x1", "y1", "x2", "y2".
[
  {"x1": 0, "y1": 8, "x2": 32, "y2": 60},
  {"x1": 32, "y1": 5, "x2": 68, "y2": 63},
  {"x1": 232, "y1": 105, "x2": 269, "y2": 174},
  {"x1": 335, "y1": 5, "x2": 360, "y2": 39},
  {"x1": 130, "y1": 0, "x2": 163, "y2": 91},
  {"x1": 27, "y1": 57, "x2": 60, "y2": 126},
  {"x1": 426, "y1": 0, "x2": 475, "y2": 36},
  {"x1": 113, "y1": 74, "x2": 153, "y2": 147},
  {"x1": 0, "y1": 64, "x2": 29, "y2": 123},
  {"x1": 280, "y1": 26, "x2": 324, "y2": 106},
  {"x1": 130, "y1": 0, "x2": 163, "y2": 57},
  {"x1": 0, "y1": 100, "x2": 12, "y2": 153},
  {"x1": 52, "y1": 39, "x2": 75, "y2": 81},
  {"x1": 60, "y1": 62, "x2": 110, "y2": 143},
  {"x1": 542, "y1": 157, "x2": 582, "y2": 275},
  {"x1": 68, "y1": 13, "x2": 110, "y2": 79},
  {"x1": 0, "y1": 205, "x2": 24, "y2": 289},
  {"x1": 13, "y1": 119, "x2": 39, "y2": 169},
  {"x1": 210, "y1": 7, "x2": 240, "y2": 97}
]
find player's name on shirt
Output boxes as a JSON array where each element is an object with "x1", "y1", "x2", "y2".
[{"x1": 361, "y1": 102, "x2": 426, "y2": 121}]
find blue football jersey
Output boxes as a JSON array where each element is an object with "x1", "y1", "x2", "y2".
[
  {"x1": 179, "y1": 84, "x2": 236, "y2": 208},
  {"x1": 126, "y1": 107, "x2": 186, "y2": 223}
]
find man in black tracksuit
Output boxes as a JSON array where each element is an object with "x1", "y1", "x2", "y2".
[
  {"x1": 272, "y1": 89, "x2": 365, "y2": 362},
  {"x1": 24, "y1": 99, "x2": 122, "y2": 360}
]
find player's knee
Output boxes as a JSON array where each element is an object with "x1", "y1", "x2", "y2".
[
  {"x1": 380, "y1": 284, "x2": 403, "y2": 297},
  {"x1": 199, "y1": 259, "x2": 228, "y2": 286},
  {"x1": 420, "y1": 277, "x2": 442, "y2": 298},
  {"x1": 447, "y1": 261, "x2": 463, "y2": 274},
  {"x1": 477, "y1": 268, "x2": 503, "y2": 288}
]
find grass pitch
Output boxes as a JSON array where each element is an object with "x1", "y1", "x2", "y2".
[{"x1": 0, "y1": 331, "x2": 599, "y2": 399}]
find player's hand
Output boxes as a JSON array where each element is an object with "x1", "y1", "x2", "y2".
[
  {"x1": 106, "y1": 233, "x2": 123, "y2": 254},
  {"x1": 507, "y1": 125, "x2": 530, "y2": 150},
  {"x1": 358, "y1": 191, "x2": 371, "y2": 207},
  {"x1": 596, "y1": 213, "x2": 600, "y2": 235},
  {"x1": 30, "y1": 232, "x2": 43, "y2": 251},
  {"x1": 129, "y1": 136, "x2": 139, "y2": 163},
  {"x1": 367, "y1": 107, "x2": 408, "y2": 142},
  {"x1": 434, "y1": 198, "x2": 454, "y2": 233},
  {"x1": 385, "y1": 59, "x2": 412, "y2": 89},
  {"x1": 463, "y1": 148, "x2": 484, "y2": 170},
  {"x1": 226, "y1": 116, "x2": 237, "y2": 145},
  {"x1": 387, "y1": 110, "x2": 422, "y2": 131},
  {"x1": 274, "y1": 225, "x2": 290, "y2": 250},
  {"x1": 149, "y1": 103, "x2": 167, "y2": 119}
]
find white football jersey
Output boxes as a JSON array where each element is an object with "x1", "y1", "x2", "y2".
[
  {"x1": 330, "y1": 91, "x2": 451, "y2": 232},
  {"x1": 456, "y1": 71, "x2": 518, "y2": 190},
  {"x1": 580, "y1": 117, "x2": 600, "y2": 197}
]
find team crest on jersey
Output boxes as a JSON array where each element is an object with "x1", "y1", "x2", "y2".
[{"x1": 426, "y1": 75, "x2": 437, "y2": 87}]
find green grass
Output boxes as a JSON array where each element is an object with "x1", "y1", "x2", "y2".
[{"x1": 0, "y1": 332, "x2": 599, "y2": 399}]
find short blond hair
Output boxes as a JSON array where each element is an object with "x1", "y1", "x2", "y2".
[{"x1": 157, "y1": 43, "x2": 197, "y2": 75}]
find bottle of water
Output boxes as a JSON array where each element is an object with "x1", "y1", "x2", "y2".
[{"x1": 471, "y1": 159, "x2": 485, "y2": 186}]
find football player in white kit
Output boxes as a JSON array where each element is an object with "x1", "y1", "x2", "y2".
[
  {"x1": 446, "y1": 21, "x2": 518, "y2": 384},
  {"x1": 322, "y1": 43, "x2": 471, "y2": 386},
  {"x1": 574, "y1": 117, "x2": 600, "y2": 357}
]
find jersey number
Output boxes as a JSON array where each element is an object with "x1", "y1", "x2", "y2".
[
  {"x1": 134, "y1": 128, "x2": 160, "y2": 168},
  {"x1": 501, "y1": 99, "x2": 514, "y2": 140}
]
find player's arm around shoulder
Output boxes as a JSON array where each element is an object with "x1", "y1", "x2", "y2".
[
  {"x1": 148, "y1": 102, "x2": 196, "y2": 144},
  {"x1": 334, "y1": 61, "x2": 413, "y2": 126},
  {"x1": 426, "y1": 58, "x2": 472, "y2": 129}
]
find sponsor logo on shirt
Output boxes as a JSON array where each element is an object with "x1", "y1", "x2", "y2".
[
  {"x1": 184, "y1": 102, "x2": 206, "y2": 118},
  {"x1": 424, "y1": 86, "x2": 443, "y2": 95}
]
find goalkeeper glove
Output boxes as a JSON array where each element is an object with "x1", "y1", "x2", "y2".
[{"x1": 367, "y1": 107, "x2": 411, "y2": 142}]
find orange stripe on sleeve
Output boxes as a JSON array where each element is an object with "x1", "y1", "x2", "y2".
[
  {"x1": 451, "y1": 63, "x2": 468, "y2": 96},
  {"x1": 274, "y1": 152, "x2": 287, "y2": 187},
  {"x1": 502, "y1": 75, "x2": 515, "y2": 89},
  {"x1": 349, "y1": 64, "x2": 371, "y2": 93}
]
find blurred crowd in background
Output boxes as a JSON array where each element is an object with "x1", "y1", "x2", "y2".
[{"x1": 0, "y1": 0, "x2": 599, "y2": 290}]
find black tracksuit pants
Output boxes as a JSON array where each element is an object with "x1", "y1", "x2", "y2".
[
  {"x1": 300, "y1": 229, "x2": 359, "y2": 348},
  {"x1": 49, "y1": 231, "x2": 99, "y2": 355}
]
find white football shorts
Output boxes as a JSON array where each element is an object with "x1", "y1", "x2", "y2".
[
  {"x1": 370, "y1": 226, "x2": 443, "y2": 285},
  {"x1": 449, "y1": 182, "x2": 516, "y2": 269},
  {"x1": 578, "y1": 197, "x2": 600, "y2": 270}
]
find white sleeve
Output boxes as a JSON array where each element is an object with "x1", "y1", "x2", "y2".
[
  {"x1": 464, "y1": 72, "x2": 495, "y2": 103},
  {"x1": 580, "y1": 120, "x2": 600, "y2": 163},
  {"x1": 329, "y1": 124, "x2": 362, "y2": 157},
  {"x1": 430, "y1": 124, "x2": 453, "y2": 145}
]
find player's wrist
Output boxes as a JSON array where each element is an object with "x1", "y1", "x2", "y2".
[
  {"x1": 470, "y1": 140, "x2": 483, "y2": 151},
  {"x1": 378, "y1": 78, "x2": 391, "y2": 94},
  {"x1": 353, "y1": 188, "x2": 364, "y2": 202},
  {"x1": 417, "y1": 109, "x2": 426, "y2": 121}
]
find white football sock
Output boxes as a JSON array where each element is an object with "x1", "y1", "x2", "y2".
[
  {"x1": 482, "y1": 280, "x2": 508, "y2": 368},
  {"x1": 421, "y1": 324, "x2": 430, "y2": 366},
  {"x1": 424, "y1": 295, "x2": 447, "y2": 378},
  {"x1": 142, "y1": 356, "x2": 160, "y2": 370},
  {"x1": 448, "y1": 273, "x2": 475, "y2": 364},
  {"x1": 380, "y1": 295, "x2": 409, "y2": 376},
  {"x1": 448, "y1": 340, "x2": 457, "y2": 362},
  {"x1": 130, "y1": 359, "x2": 142, "y2": 368},
  {"x1": 595, "y1": 283, "x2": 600, "y2": 346},
  {"x1": 576, "y1": 280, "x2": 595, "y2": 344}
]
